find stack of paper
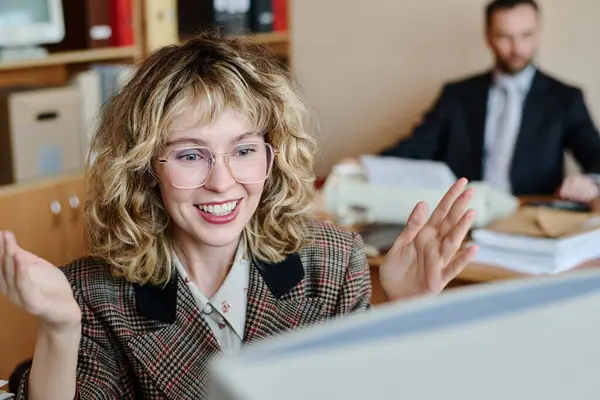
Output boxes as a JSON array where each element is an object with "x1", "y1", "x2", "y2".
[
  {"x1": 0, "y1": 380, "x2": 13, "y2": 400},
  {"x1": 210, "y1": 270, "x2": 600, "y2": 400},
  {"x1": 472, "y1": 228, "x2": 600, "y2": 274},
  {"x1": 359, "y1": 155, "x2": 457, "y2": 189},
  {"x1": 472, "y1": 207, "x2": 600, "y2": 274}
]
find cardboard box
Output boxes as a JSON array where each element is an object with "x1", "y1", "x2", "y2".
[
  {"x1": 211, "y1": 270, "x2": 600, "y2": 400},
  {"x1": 0, "y1": 86, "x2": 84, "y2": 185}
]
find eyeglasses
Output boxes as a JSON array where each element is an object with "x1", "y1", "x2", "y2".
[{"x1": 157, "y1": 142, "x2": 278, "y2": 189}]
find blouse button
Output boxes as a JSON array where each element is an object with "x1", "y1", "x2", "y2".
[{"x1": 202, "y1": 303, "x2": 214, "y2": 315}]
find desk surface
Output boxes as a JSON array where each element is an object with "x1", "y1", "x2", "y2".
[
  {"x1": 367, "y1": 253, "x2": 600, "y2": 283},
  {"x1": 319, "y1": 194, "x2": 600, "y2": 284}
]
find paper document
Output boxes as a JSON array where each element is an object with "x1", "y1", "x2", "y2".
[
  {"x1": 211, "y1": 270, "x2": 600, "y2": 400},
  {"x1": 472, "y1": 225, "x2": 600, "y2": 274},
  {"x1": 359, "y1": 155, "x2": 457, "y2": 188},
  {"x1": 0, "y1": 380, "x2": 13, "y2": 400}
]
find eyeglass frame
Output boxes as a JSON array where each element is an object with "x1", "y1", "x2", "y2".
[{"x1": 156, "y1": 142, "x2": 279, "y2": 189}]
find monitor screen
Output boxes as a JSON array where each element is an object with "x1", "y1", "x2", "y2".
[
  {"x1": 0, "y1": 0, "x2": 51, "y2": 28},
  {"x1": 0, "y1": 0, "x2": 64, "y2": 53}
]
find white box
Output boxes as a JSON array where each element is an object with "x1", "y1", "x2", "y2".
[{"x1": 0, "y1": 86, "x2": 84, "y2": 185}]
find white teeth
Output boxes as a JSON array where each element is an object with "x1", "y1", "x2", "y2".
[{"x1": 199, "y1": 201, "x2": 238, "y2": 216}]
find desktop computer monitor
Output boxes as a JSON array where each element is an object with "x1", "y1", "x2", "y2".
[{"x1": 0, "y1": 0, "x2": 65, "y2": 61}]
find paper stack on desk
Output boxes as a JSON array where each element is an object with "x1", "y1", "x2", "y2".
[
  {"x1": 210, "y1": 270, "x2": 600, "y2": 400},
  {"x1": 472, "y1": 206, "x2": 600, "y2": 274},
  {"x1": 359, "y1": 155, "x2": 457, "y2": 189}
]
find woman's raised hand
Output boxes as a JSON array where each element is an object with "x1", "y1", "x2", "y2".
[{"x1": 0, "y1": 231, "x2": 81, "y2": 330}]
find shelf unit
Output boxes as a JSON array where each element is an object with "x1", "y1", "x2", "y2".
[
  {"x1": 0, "y1": 0, "x2": 290, "y2": 87},
  {"x1": 232, "y1": 31, "x2": 289, "y2": 59},
  {"x1": 0, "y1": 46, "x2": 142, "y2": 72},
  {"x1": 0, "y1": 35, "x2": 288, "y2": 88}
]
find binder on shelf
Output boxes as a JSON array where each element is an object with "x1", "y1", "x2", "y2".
[
  {"x1": 72, "y1": 70, "x2": 102, "y2": 164},
  {"x1": 47, "y1": 0, "x2": 113, "y2": 52},
  {"x1": 110, "y1": 0, "x2": 135, "y2": 47},
  {"x1": 272, "y1": 0, "x2": 287, "y2": 32},
  {"x1": 214, "y1": 0, "x2": 250, "y2": 35},
  {"x1": 250, "y1": 0, "x2": 274, "y2": 33},
  {"x1": 145, "y1": 0, "x2": 179, "y2": 52},
  {"x1": 177, "y1": 0, "x2": 214, "y2": 41}
]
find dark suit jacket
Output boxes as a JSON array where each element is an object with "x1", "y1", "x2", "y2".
[
  {"x1": 17, "y1": 221, "x2": 371, "y2": 400},
  {"x1": 381, "y1": 69, "x2": 600, "y2": 196}
]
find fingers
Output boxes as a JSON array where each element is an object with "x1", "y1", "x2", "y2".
[
  {"x1": 0, "y1": 232, "x2": 7, "y2": 295},
  {"x1": 0, "y1": 231, "x2": 27, "y2": 309},
  {"x1": 442, "y1": 244, "x2": 478, "y2": 283},
  {"x1": 440, "y1": 208, "x2": 476, "y2": 262},
  {"x1": 427, "y1": 178, "x2": 469, "y2": 228},
  {"x1": 2, "y1": 231, "x2": 19, "y2": 302},
  {"x1": 438, "y1": 187, "x2": 475, "y2": 239},
  {"x1": 13, "y1": 252, "x2": 30, "y2": 304},
  {"x1": 390, "y1": 201, "x2": 429, "y2": 251}
]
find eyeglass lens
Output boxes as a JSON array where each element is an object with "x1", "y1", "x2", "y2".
[{"x1": 165, "y1": 143, "x2": 273, "y2": 188}]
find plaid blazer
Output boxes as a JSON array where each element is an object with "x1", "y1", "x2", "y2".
[{"x1": 18, "y1": 220, "x2": 372, "y2": 400}]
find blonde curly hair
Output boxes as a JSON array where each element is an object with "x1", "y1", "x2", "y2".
[{"x1": 85, "y1": 32, "x2": 317, "y2": 285}]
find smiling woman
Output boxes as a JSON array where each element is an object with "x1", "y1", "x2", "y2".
[
  {"x1": 86, "y1": 35, "x2": 317, "y2": 288},
  {"x1": 0, "y1": 31, "x2": 477, "y2": 400}
]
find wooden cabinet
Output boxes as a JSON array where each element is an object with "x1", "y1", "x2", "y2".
[
  {"x1": 0, "y1": 173, "x2": 86, "y2": 379},
  {"x1": 0, "y1": 173, "x2": 86, "y2": 266},
  {"x1": 58, "y1": 176, "x2": 87, "y2": 263},
  {"x1": 0, "y1": 178, "x2": 63, "y2": 266}
]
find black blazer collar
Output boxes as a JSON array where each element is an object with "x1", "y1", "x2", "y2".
[
  {"x1": 466, "y1": 71, "x2": 493, "y2": 179},
  {"x1": 133, "y1": 253, "x2": 305, "y2": 323}
]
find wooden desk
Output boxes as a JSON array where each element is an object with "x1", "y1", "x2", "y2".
[
  {"x1": 367, "y1": 252, "x2": 600, "y2": 280},
  {"x1": 366, "y1": 230, "x2": 600, "y2": 302},
  {"x1": 368, "y1": 256, "x2": 600, "y2": 305}
]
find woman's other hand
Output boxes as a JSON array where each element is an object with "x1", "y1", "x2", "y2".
[
  {"x1": 0, "y1": 231, "x2": 81, "y2": 331},
  {"x1": 379, "y1": 178, "x2": 478, "y2": 301}
]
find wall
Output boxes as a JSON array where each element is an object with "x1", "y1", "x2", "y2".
[{"x1": 291, "y1": 0, "x2": 600, "y2": 176}]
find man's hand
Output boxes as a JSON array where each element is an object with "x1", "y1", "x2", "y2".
[
  {"x1": 558, "y1": 173, "x2": 600, "y2": 203},
  {"x1": 337, "y1": 157, "x2": 361, "y2": 166}
]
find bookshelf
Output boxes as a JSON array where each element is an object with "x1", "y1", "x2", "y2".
[{"x1": 0, "y1": 0, "x2": 290, "y2": 87}]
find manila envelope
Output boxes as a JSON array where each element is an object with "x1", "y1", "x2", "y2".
[{"x1": 485, "y1": 206, "x2": 600, "y2": 238}]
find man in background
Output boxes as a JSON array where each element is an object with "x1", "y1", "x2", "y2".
[{"x1": 346, "y1": 0, "x2": 600, "y2": 201}]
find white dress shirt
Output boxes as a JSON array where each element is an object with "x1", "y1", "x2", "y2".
[
  {"x1": 483, "y1": 64, "x2": 536, "y2": 192},
  {"x1": 173, "y1": 241, "x2": 249, "y2": 355}
]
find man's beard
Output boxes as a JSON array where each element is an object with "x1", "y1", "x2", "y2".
[{"x1": 496, "y1": 56, "x2": 533, "y2": 75}]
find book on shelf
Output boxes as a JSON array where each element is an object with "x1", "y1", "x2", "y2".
[{"x1": 178, "y1": 0, "x2": 288, "y2": 42}]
